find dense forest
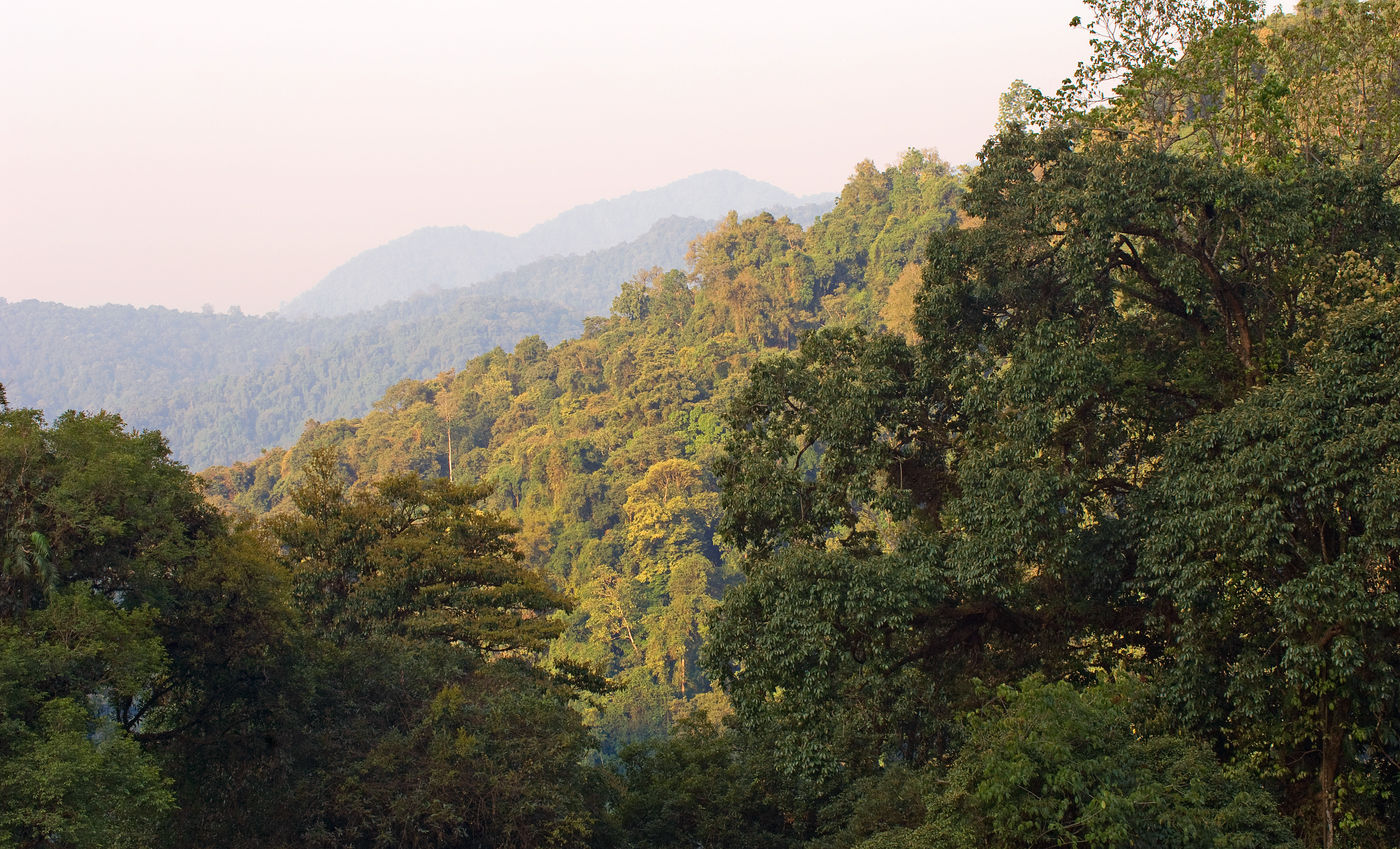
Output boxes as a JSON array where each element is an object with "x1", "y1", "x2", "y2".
[
  {"x1": 200, "y1": 143, "x2": 962, "y2": 751},
  {"x1": 4, "y1": 1, "x2": 1400, "y2": 848}
]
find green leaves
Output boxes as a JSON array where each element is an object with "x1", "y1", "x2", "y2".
[
  {"x1": 860, "y1": 675, "x2": 1297, "y2": 849},
  {"x1": 716, "y1": 326, "x2": 943, "y2": 554},
  {"x1": 704, "y1": 542, "x2": 956, "y2": 788},
  {"x1": 708, "y1": 10, "x2": 1400, "y2": 842},
  {"x1": 0, "y1": 698, "x2": 174, "y2": 849},
  {"x1": 0, "y1": 589, "x2": 173, "y2": 849},
  {"x1": 269, "y1": 448, "x2": 568, "y2": 652},
  {"x1": 1142, "y1": 297, "x2": 1400, "y2": 839}
]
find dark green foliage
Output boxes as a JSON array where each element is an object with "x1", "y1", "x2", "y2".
[
  {"x1": 0, "y1": 408, "x2": 258, "y2": 848},
  {"x1": 715, "y1": 327, "x2": 943, "y2": 554},
  {"x1": 1, "y1": 405, "x2": 606, "y2": 849},
  {"x1": 1143, "y1": 296, "x2": 1400, "y2": 844},
  {"x1": 705, "y1": 6, "x2": 1400, "y2": 847},
  {"x1": 614, "y1": 715, "x2": 800, "y2": 849},
  {"x1": 0, "y1": 589, "x2": 174, "y2": 849},
  {"x1": 859, "y1": 677, "x2": 1297, "y2": 849},
  {"x1": 704, "y1": 543, "x2": 960, "y2": 788},
  {"x1": 0, "y1": 408, "x2": 219, "y2": 617}
]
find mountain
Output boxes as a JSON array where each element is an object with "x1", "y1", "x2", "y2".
[
  {"x1": 279, "y1": 170, "x2": 833, "y2": 317},
  {"x1": 1, "y1": 173, "x2": 835, "y2": 469},
  {"x1": 277, "y1": 227, "x2": 537, "y2": 318},
  {"x1": 0, "y1": 294, "x2": 581, "y2": 470},
  {"x1": 512, "y1": 170, "x2": 831, "y2": 259}
]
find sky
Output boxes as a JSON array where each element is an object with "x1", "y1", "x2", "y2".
[{"x1": 2, "y1": 0, "x2": 1095, "y2": 315}]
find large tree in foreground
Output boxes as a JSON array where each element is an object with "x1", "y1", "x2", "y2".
[
  {"x1": 264, "y1": 449, "x2": 598, "y2": 849},
  {"x1": 706, "y1": 2, "x2": 1400, "y2": 844},
  {"x1": 1143, "y1": 296, "x2": 1400, "y2": 847}
]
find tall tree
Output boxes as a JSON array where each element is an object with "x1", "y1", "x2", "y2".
[{"x1": 1142, "y1": 296, "x2": 1400, "y2": 847}]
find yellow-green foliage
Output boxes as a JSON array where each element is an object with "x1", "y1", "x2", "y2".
[{"x1": 201, "y1": 152, "x2": 965, "y2": 748}]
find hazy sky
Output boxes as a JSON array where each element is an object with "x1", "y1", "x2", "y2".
[{"x1": 3, "y1": 0, "x2": 1093, "y2": 315}]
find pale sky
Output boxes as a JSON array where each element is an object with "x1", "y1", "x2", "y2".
[{"x1": 2, "y1": 0, "x2": 1093, "y2": 315}]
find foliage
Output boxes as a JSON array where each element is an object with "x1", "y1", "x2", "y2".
[
  {"x1": 267, "y1": 448, "x2": 567, "y2": 650},
  {"x1": 0, "y1": 403, "x2": 607, "y2": 849},
  {"x1": 0, "y1": 590, "x2": 174, "y2": 849},
  {"x1": 614, "y1": 714, "x2": 801, "y2": 849},
  {"x1": 1142, "y1": 296, "x2": 1400, "y2": 846},
  {"x1": 857, "y1": 676, "x2": 1297, "y2": 849},
  {"x1": 706, "y1": 5, "x2": 1400, "y2": 847},
  {"x1": 203, "y1": 149, "x2": 966, "y2": 753}
]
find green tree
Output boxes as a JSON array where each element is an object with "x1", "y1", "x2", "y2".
[
  {"x1": 1142, "y1": 295, "x2": 1400, "y2": 847},
  {"x1": 0, "y1": 590, "x2": 174, "y2": 849},
  {"x1": 0, "y1": 407, "x2": 293, "y2": 849},
  {"x1": 709, "y1": 6, "x2": 1400, "y2": 841},
  {"x1": 263, "y1": 449, "x2": 600, "y2": 849},
  {"x1": 861, "y1": 676, "x2": 1296, "y2": 849},
  {"x1": 267, "y1": 448, "x2": 567, "y2": 650},
  {"x1": 615, "y1": 714, "x2": 800, "y2": 849}
]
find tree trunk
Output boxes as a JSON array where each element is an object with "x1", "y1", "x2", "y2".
[{"x1": 1318, "y1": 713, "x2": 1345, "y2": 849}]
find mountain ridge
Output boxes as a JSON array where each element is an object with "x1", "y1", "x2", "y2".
[{"x1": 280, "y1": 169, "x2": 832, "y2": 317}]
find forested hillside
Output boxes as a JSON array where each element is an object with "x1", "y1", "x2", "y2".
[
  {"x1": 2, "y1": 213, "x2": 781, "y2": 469},
  {"x1": 1, "y1": 294, "x2": 581, "y2": 469},
  {"x1": 203, "y1": 147, "x2": 963, "y2": 749},
  {"x1": 5, "y1": 2, "x2": 1400, "y2": 848}
]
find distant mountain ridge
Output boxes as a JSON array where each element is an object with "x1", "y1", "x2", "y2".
[
  {"x1": 514, "y1": 170, "x2": 830, "y2": 258},
  {"x1": 1, "y1": 212, "x2": 812, "y2": 468},
  {"x1": 471, "y1": 201, "x2": 831, "y2": 317},
  {"x1": 2, "y1": 170, "x2": 836, "y2": 468},
  {"x1": 280, "y1": 170, "x2": 832, "y2": 317}
]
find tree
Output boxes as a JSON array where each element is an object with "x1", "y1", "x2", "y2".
[
  {"x1": 0, "y1": 407, "x2": 295, "y2": 849},
  {"x1": 1, "y1": 410, "x2": 220, "y2": 618},
  {"x1": 615, "y1": 713, "x2": 800, "y2": 849},
  {"x1": 860, "y1": 676, "x2": 1296, "y2": 849},
  {"x1": 715, "y1": 326, "x2": 942, "y2": 556},
  {"x1": 995, "y1": 79, "x2": 1039, "y2": 134},
  {"x1": 1142, "y1": 295, "x2": 1400, "y2": 848},
  {"x1": 267, "y1": 448, "x2": 567, "y2": 650},
  {"x1": 704, "y1": 543, "x2": 960, "y2": 790},
  {"x1": 708, "y1": 5, "x2": 1400, "y2": 842},
  {"x1": 263, "y1": 449, "x2": 600, "y2": 849},
  {"x1": 0, "y1": 589, "x2": 174, "y2": 849}
]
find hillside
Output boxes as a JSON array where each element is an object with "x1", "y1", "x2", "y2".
[
  {"x1": 2, "y1": 213, "x2": 783, "y2": 469},
  {"x1": 202, "y1": 149, "x2": 965, "y2": 749}
]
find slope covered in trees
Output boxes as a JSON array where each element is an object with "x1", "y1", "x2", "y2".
[
  {"x1": 3, "y1": 183, "x2": 832, "y2": 472},
  {"x1": 1, "y1": 220, "x2": 710, "y2": 470},
  {"x1": 203, "y1": 148, "x2": 964, "y2": 750},
  {"x1": 1, "y1": 294, "x2": 580, "y2": 470}
]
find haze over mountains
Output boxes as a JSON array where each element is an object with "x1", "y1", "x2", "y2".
[
  {"x1": 281, "y1": 170, "x2": 831, "y2": 317},
  {"x1": 1, "y1": 170, "x2": 834, "y2": 468}
]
